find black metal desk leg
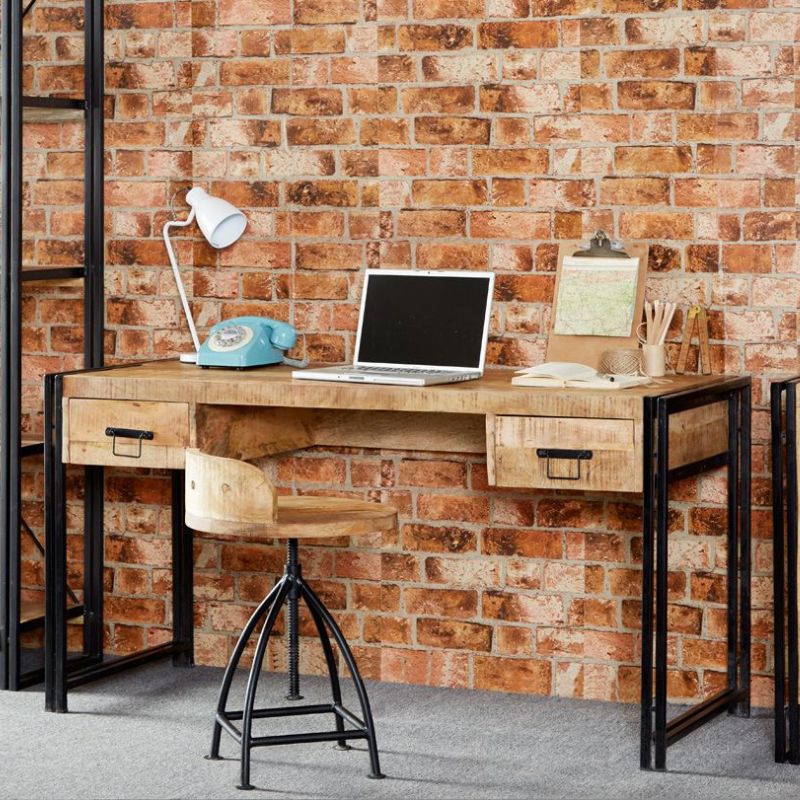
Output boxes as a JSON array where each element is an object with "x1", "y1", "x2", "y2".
[
  {"x1": 640, "y1": 397, "x2": 657, "y2": 770},
  {"x1": 726, "y1": 390, "x2": 740, "y2": 714},
  {"x1": 787, "y1": 388, "x2": 800, "y2": 762},
  {"x1": 654, "y1": 397, "x2": 670, "y2": 770},
  {"x1": 172, "y1": 470, "x2": 194, "y2": 667},
  {"x1": 83, "y1": 465, "x2": 104, "y2": 662},
  {"x1": 771, "y1": 383, "x2": 787, "y2": 761},
  {"x1": 44, "y1": 374, "x2": 68, "y2": 712},
  {"x1": 737, "y1": 385, "x2": 751, "y2": 717}
]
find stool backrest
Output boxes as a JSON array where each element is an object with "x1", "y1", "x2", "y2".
[{"x1": 185, "y1": 448, "x2": 277, "y2": 536}]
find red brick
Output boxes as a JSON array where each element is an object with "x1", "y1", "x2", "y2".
[
  {"x1": 272, "y1": 89, "x2": 342, "y2": 116},
  {"x1": 361, "y1": 118, "x2": 410, "y2": 146},
  {"x1": 618, "y1": 81, "x2": 696, "y2": 110},
  {"x1": 483, "y1": 591, "x2": 564, "y2": 624},
  {"x1": 677, "y1": 113, "x2": 759, "y2": 141},
  {"x1": 619, "y1": 212, "x2": 694, "y2": 240},
  {"x1": 413, "y1": 0, "x2": 484, "y2": 17},
  {"x1": 295, "y1": 244, "x2": 362, "y2": 270},
  {"x1": 425, "y1": 556, "x2": 501, "y2": 587},
  {"x1": 675, "y1": 179, "x2": 760, "y2": 208},
  {"x1": 415, "y1": 116, "x2": 491, "y2": 145},
  {"x1": 397, "y1": 210, "x2": 466, "y2": 237},
  {"x1": 287, "y1": 180, "x2": 358, "y2": 207},
  {"x1": 478, "y1": 21, "x2": 558, "y2": 49},
  {"x1": 472, "y1": 211, "x2": 549, "y2": 239},
  {"x1": 276, "y1": 27, "x2": 345, "y2": 54},
  {"x1": 405, "y1": 588, "x2": 478, "y2": 620},
  {"x1": 614, "y1": 146, "x2": 691, "y2": 174},
  {"x1": 605, "y1": 49, "x2": 680, "y2": 78},
  {"x1": 401, "y1": 86, "x2": 474, "y2": 114},
  {"x1": 412, "y1": 180, "x2": 487, "y2": 206},
  {"x1": 417, "y1": 618, "x2": 492, "y2": 651},
  {"x1": 473, "y1": 656, "x2": 551, "y2": 694},
  {"x1": 600, "y1": 177, "x2": 669, "y2": 205},
  {"x1": 402, "y1": 524, "x2": 476, "y2": 553},
  {"x1": 398, "y1": 25, "x2": 472, "y2": 51},
  {"x1": 416, "y1": 243, "x2": 489, "y2": 270}
]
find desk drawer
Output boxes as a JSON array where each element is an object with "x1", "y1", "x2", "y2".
[
  {"x1": 488, "y1": 415, "x2": 637, "y2": 493},
  {"x1": 65, "y1": 399, "x2": 190, "y2": 469}
]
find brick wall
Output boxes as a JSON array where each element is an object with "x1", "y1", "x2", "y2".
[{"x1": 19, "y1": 0, "x2": 797, "y2": 704}]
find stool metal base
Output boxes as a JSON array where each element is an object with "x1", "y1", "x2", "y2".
[{"x1": 207, "y1": 539, "x2": 384, "y2": 790}]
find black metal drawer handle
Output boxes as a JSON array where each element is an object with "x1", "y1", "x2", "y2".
[
  {"x1": 536, "y1": 448, "x2": 593, "y2": 481},
  {"x1": 105, "y1": 427, "x2": 154, "y2": 459}
]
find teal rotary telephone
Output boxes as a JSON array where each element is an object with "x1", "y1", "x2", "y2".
[{"x1": 197, "y1": 317, "x2": 298, "y2": 369}]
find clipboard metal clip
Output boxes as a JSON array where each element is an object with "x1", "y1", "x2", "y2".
[{"x1": 572, "y1": 229, "x2": 630, "y2": 259}]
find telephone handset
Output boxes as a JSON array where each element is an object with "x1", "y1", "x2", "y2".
[{"x1": 197, "y1": 316, "x2": 303, "y2": 369}]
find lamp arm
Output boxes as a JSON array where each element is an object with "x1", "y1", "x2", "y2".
[{"x1": 163, "y1": 209, "x2": 201, "y2": 353}]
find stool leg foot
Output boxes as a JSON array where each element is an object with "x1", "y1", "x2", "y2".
[
  {"x1": 301, "y1": 580, "x2": 384, "y2": 780},
  {"x1": 209, "y1": 579, "x2": 285, "y2": 759},
  {"x1": 240, "y1": 580, "x2": 290, "y2": 793},
  {"x1": 236, "y1": 785, "x2": 255, "y2": 792}
]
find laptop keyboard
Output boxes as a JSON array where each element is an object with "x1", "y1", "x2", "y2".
[{"x1": 355, "y1": 366, "x2": 451, "y2": 374}]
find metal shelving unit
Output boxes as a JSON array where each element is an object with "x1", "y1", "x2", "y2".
[{"x1": 1, "y1": 0, "x2": 104, "y2": 690}]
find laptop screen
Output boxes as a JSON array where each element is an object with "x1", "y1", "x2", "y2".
[{"x1": 355, "y1": 271, "x2": 494, "y2": 369}]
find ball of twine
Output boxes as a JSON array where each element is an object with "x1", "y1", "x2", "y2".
[{"x1": 599, "y1": 348, "x2": 643, "y2": 376}]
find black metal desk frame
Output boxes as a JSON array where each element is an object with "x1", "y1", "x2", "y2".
[
  {"x1": 44, "y1": 365, "x2": 751, "y2": 772},
  {"x1": 43, "y1": 370, "x2": 194, "y2": 712},
  {"x1": 639, "y1": 377, "x2": 751, "y2": 770},
  {"x1": 771, "y1": 376, "x2": 799, "y2": 763}
]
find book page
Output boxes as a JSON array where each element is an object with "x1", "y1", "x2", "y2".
[
  {"x1": 552, "y1": 257, "x2": 640, "y2": 338},
  {"x1": 515, "y1": 362, "x2": 598, "y2": 380}
]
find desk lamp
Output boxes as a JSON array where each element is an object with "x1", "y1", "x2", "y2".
[{"x1": 163, "y1": 187, "x2": 247, "y2": 363}]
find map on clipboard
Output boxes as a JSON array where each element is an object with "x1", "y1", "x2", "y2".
[
  {"x1": 546, "y1": 232, "x2": 649, "y2": 370},
  {"x1": 552, "y1": 256, "x2": 640, "y2": 338}
]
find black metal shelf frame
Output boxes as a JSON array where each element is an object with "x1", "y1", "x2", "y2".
[
  {"x1": 772, "y1": 376, "x2": 800, "y2": 764},
  {"x1": 0, "y1": 0, "x2": 104, "y2": 691},
  {"x1": 639, "y1": 377, "x2": 751, "y2": 770}
]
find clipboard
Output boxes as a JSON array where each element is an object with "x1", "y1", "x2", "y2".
[{"x1": 546, "y1": 231, "x2": 649, "y2": 370}]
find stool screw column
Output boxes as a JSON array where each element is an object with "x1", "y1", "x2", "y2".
[{"x1": 285, "y1": 538, "x2": 303, "y2": 701}]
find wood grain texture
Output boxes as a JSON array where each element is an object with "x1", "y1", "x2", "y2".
[
  {"x1": 312, "y1": 409, "x2": 486, "y2": 454},
  {"x1": 61, "y1": 361, "x2": 739, "y2": 418},
  {"x1": 668, "y1": 400, "x2": 728, "y2": 470},
  {"x1": 196, "y1": 405, "x2": 316, "y2": 459},
  {"x1": 185, "y1": 448, "x2": 396, "y2": 540},
  {"x1": 195, "y1": 406, "x2": 486, "y2": 460},
  {"x1": 490, "y1": 415, "x2": 638, "y2": 493},
  {"x1": 66, "y1": 398, "x2": 190, "y2": 469}
]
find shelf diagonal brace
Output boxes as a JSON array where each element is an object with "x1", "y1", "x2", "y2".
[
  {"x1": 20, "y1": 516, "x2": 79, "y2": 605},
  {"x1": 21, "y1": 0, "x2": 37, "y2": 19}
]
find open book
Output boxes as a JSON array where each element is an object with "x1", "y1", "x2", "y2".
[{"x1": 512, "y1": 362, "x2": 650, "y2": 390}]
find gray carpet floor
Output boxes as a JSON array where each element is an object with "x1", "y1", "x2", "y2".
[{"x1": 0, "y1": 662, "x2": 797, "y2": 800}]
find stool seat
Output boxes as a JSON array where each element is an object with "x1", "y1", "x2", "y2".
[{"x1": 187, "y1": 495, "x2": 396, "y2": 540}]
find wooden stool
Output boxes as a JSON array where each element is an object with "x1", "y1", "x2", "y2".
[{"x1": 185, "y1": 448, "x2": 397, "y2": 790}]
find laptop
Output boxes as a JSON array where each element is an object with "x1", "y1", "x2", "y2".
[{"x1": 292, "y1": 269, "x2": 495, "y2": 387}]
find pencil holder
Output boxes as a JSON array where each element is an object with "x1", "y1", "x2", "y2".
[{"x1": 641, "y1": 344, "x2": 665, "y2": 378}]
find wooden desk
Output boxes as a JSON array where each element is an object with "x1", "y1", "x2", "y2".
[{"x1": 44, "y1": 361, "x2": 751, "y2": 770}]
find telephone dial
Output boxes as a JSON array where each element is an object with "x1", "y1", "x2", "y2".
[{"x1": 197, "y1": 317, "x2": 301, "y2": 369}]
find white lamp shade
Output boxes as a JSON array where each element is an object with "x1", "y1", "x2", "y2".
[{"x1": 185, "y1": 187, "x2": 247, "y2": 249}]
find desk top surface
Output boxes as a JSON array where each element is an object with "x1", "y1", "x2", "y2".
[{"x1": 62, "y1": 360, "x2": 746, "y2": 419}]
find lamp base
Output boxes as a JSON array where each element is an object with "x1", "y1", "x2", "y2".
[{"x1": 179, "y1": 352, "x2": 198, "y2": 364}]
